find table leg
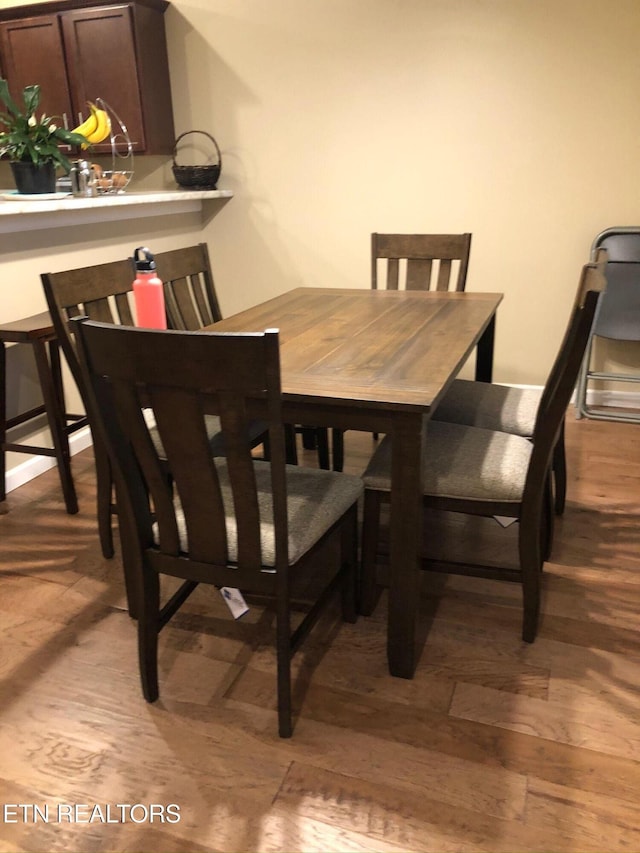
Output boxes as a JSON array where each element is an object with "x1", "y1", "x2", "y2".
[
  {"x1": 387, "y1": 412, "x2": 425, "y2": 678},
  {"x1": 475, "y1": 314, "x2": 495, "y2": 382}
]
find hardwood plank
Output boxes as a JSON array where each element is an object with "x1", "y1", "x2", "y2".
[
  {"x1": 276, "y1": 761, "x2": 625, "y2": 853},
  {"x1": 525, "y1": 777, "x2": 640, "y2": 852},
  {"x1": 449, "y1": 681, "x2": 640, "y2": 761}
]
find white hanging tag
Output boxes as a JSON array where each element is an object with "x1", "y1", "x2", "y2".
[
  {"x1": 494, "y1": 515, "x2": 518, "y2": 528},
  {"x1": 220, "y1": 587, "x2": 249, "y2": 619}
]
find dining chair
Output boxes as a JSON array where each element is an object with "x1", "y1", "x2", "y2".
[
  {"x1": 330, "y1": 232, "x2": 473, "y2": 473},
  {"x1": 73, "y1": 319, "x2": 362, "y2": 738},
  {"x1": 360, "y1": 258, "x2": 607, "y2": 643},
  {"x1": 575, "y1": 227, "x2": 640, "y2": 424},
  {"x1": 153, "y1": 242, "x2": 222, "y2": 330},
  {"x1": 433, "y1": 252, "x2": 612, "y2": 519},
  {"x1": 371, "y1": 232, "x2": 472, "y2": 292},
  {"x1": 40, "y1": 247, "x2": 269, "y2": 597}
]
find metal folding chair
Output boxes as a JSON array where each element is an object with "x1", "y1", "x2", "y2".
[{"x1": 575, "y1": 227, "x2": 640, "y2": 423}]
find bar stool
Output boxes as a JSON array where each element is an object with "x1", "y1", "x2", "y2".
[{"x1": 0, "y1": 311, "x2": 88, "y2": 514}]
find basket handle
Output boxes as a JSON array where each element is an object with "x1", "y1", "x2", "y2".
[{"x1": 172, "y1": 130, "x2": 222, "y2": 169}]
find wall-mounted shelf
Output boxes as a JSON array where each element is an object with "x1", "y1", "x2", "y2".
[{"x1": 0, "y1": 189, "x2": 233, "y2": 234}]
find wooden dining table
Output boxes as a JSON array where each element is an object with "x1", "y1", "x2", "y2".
[{"x1": 208, "y1": 286, "x2": 503, "y2": 678}]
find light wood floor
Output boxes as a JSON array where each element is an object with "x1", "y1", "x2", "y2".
[{"x1": 1, "y1": 412, "x2": 639, "y2": 853}]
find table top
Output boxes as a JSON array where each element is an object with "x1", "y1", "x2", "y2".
[{"x1": 210, "y1": 287, "x2": 503, "y2": 412}]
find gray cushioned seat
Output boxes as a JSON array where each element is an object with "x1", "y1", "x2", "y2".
[
  {"x1": 363, "y1": 421, "x2": 532, "y2": 504},
  {"x1": 162, "y1": 461, "x2": 364, "y2": 566},
  {"x1": 433, "y1": 379, "x2": 540, "y2": 436}
]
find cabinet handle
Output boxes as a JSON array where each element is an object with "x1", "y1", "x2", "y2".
[{"x1": 62, "y1": 112, "x2": 68, "y2": 129}]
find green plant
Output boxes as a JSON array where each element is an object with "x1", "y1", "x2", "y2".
[{"x1": 0, "y1": 79, "x2": 89, "y2": 172}]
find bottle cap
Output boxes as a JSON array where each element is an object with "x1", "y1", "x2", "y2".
[{"x1": 133, "y1": 246, "x2": 156, "y2": 272}]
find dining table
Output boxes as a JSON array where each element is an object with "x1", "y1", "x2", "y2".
[{"x1": 207, "y1": 286, "x2": 503, "y2": 678}]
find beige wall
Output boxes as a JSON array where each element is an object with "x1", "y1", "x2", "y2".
[
  {"x1": 2, "y1": 0, "x2": 640, "y2": 480},
  {"x1": 162, "y1": 0, "x2": 640, "y2": 376}
]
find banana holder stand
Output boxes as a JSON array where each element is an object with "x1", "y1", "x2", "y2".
[{"x1": 69, "y1": 98, "x2": 134, "y2": 196}]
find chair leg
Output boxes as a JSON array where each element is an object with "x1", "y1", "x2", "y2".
[
  {"x1": 276, "y1": 595, "x2": 293, "y2": 738},
  {"x1": 138, "y1": 561, "x2": 160, "y2": 702},
  {"x1": 93, "y1": 433, "x2": 115, "y2": 559},
  {"x1": 360, "y1": 489, "x2": 383, "y2": 616},
  {"x1": 112, "y1": 479, "x2": 141, "y2": 621},
  {"x1": 284, "y1": 424, "x2": 298, "y2": 465},
  {"x1": 316, "y1": 428, "x2": 330, "y2": 470},
  {"x1": 542, "y1": 474, "x2": 554, "y2": 562},
  {"x1": 519, "y1": 510, "x2": 542, "y2": 643},
  {"x1": 340, "y1": 505, "x2": 358, "y2": 623},
  {"x1": 34, "y1": 339, "x2": 78, "y2": 514},
  {"x1": 553, "y1": 422, "x2": 567, "y2": 516},
  {"x1": 301, "y1": 426, "x2": 317, "y2": 451},
  {"x1": 332, "y1": 428, "x2": 344, "y2": 472}
]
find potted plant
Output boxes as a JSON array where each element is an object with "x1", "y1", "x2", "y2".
[{"x1": 0, "y1": 79, "x2": 89, "y2": 194}]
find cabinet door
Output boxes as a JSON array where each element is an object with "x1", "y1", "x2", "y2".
[
  {"x1": 0, "y1": 15, "x2": 74, "y2": 129},
  {"x1": 61, "y1": 5, "x2": 146, "y2": 152}
]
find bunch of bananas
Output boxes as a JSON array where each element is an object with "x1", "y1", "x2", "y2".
[{"x1": 71, "y1": 103, "x2": 111, "y2": 148}]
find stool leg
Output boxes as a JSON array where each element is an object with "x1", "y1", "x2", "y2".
[
  {"x1": 0, "y1": 341, "x2": 6, "y2": 509},
  {"x1": 33, "y1": 339, "x2": 78, "y2": 514}
]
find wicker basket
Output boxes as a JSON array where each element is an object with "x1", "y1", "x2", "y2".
[{"x1": 172, "y1": 130, "x2": 222, "y2": 190}]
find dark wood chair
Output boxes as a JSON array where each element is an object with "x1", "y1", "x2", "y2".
[
  {"x1": 40, "y1": 247, "x2": 269, "y2": 598},
  {"x1": 73, "y1": 319, "x2": 362, "y2": 738},
  {"x1": 360, "y1": 258, "x2": 607, "y2": 643},
  {"x1": 372, "y1": 232, "x2": 472, "y2": 292},
  {"x1": 431, "y1": 250, "x2": 609, "y2": 519},
  {"x1": 153, "y1": 243, "x2": 222, "y2": 330},
  {"x1": 370, "y1": 232, "x2": 567, "y2": 519},
  {"x1": 330, "y1": 232, "x2": 473, "y2": 472}
]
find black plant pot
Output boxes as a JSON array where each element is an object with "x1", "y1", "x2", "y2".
[{"x1": 9, "y1": 161, "x2": 56, "y2": 194}]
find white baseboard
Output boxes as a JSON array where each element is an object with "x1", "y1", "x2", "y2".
[
  {"x1": 499, "y1": 383, "x2": 640, "y2": 409},
  {"x1": 4, "y1": 426, "x2": 93, "y2": 495}
]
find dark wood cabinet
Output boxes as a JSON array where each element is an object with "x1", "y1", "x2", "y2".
[{"x1": 0, "y1": 0, "x2": 175, "y2": 154}]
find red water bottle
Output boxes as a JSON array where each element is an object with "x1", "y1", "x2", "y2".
[{"x1": 132, "y1": 246, "x2": 166, "y2": 329}]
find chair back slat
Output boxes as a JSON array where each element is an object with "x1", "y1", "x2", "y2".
[
  {"x1": 217, "y1": 393, "x2": 264, "y2": 569},
  {"x1": 435, "y1": 259, "x2": 453, "y2": 291},
  {"x1": 406, "y1": 258, "x2": 433, "y2": 291},
  {"x1": 163, "y1": 276, "x2": 198, "y2": 330},
  {"x1": 74, "y1": 320, "x2": 285, "y2": 577},
  {"x1": 372, "y1": 233, "x2": 472, "y2": 292},
  {"x1": 112, "y1": 379, "x2": 181, "y2": 553},
  {"x1": 386, "y1": 258, "x2": 400, "y2": 290},
  {"x1": 149, "y1": 388, "x2": 228, "y2": 562}
]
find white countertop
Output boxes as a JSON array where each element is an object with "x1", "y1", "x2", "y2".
[{"x1": 0, "y1": 188, "x2": 233, "y2": 233}]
